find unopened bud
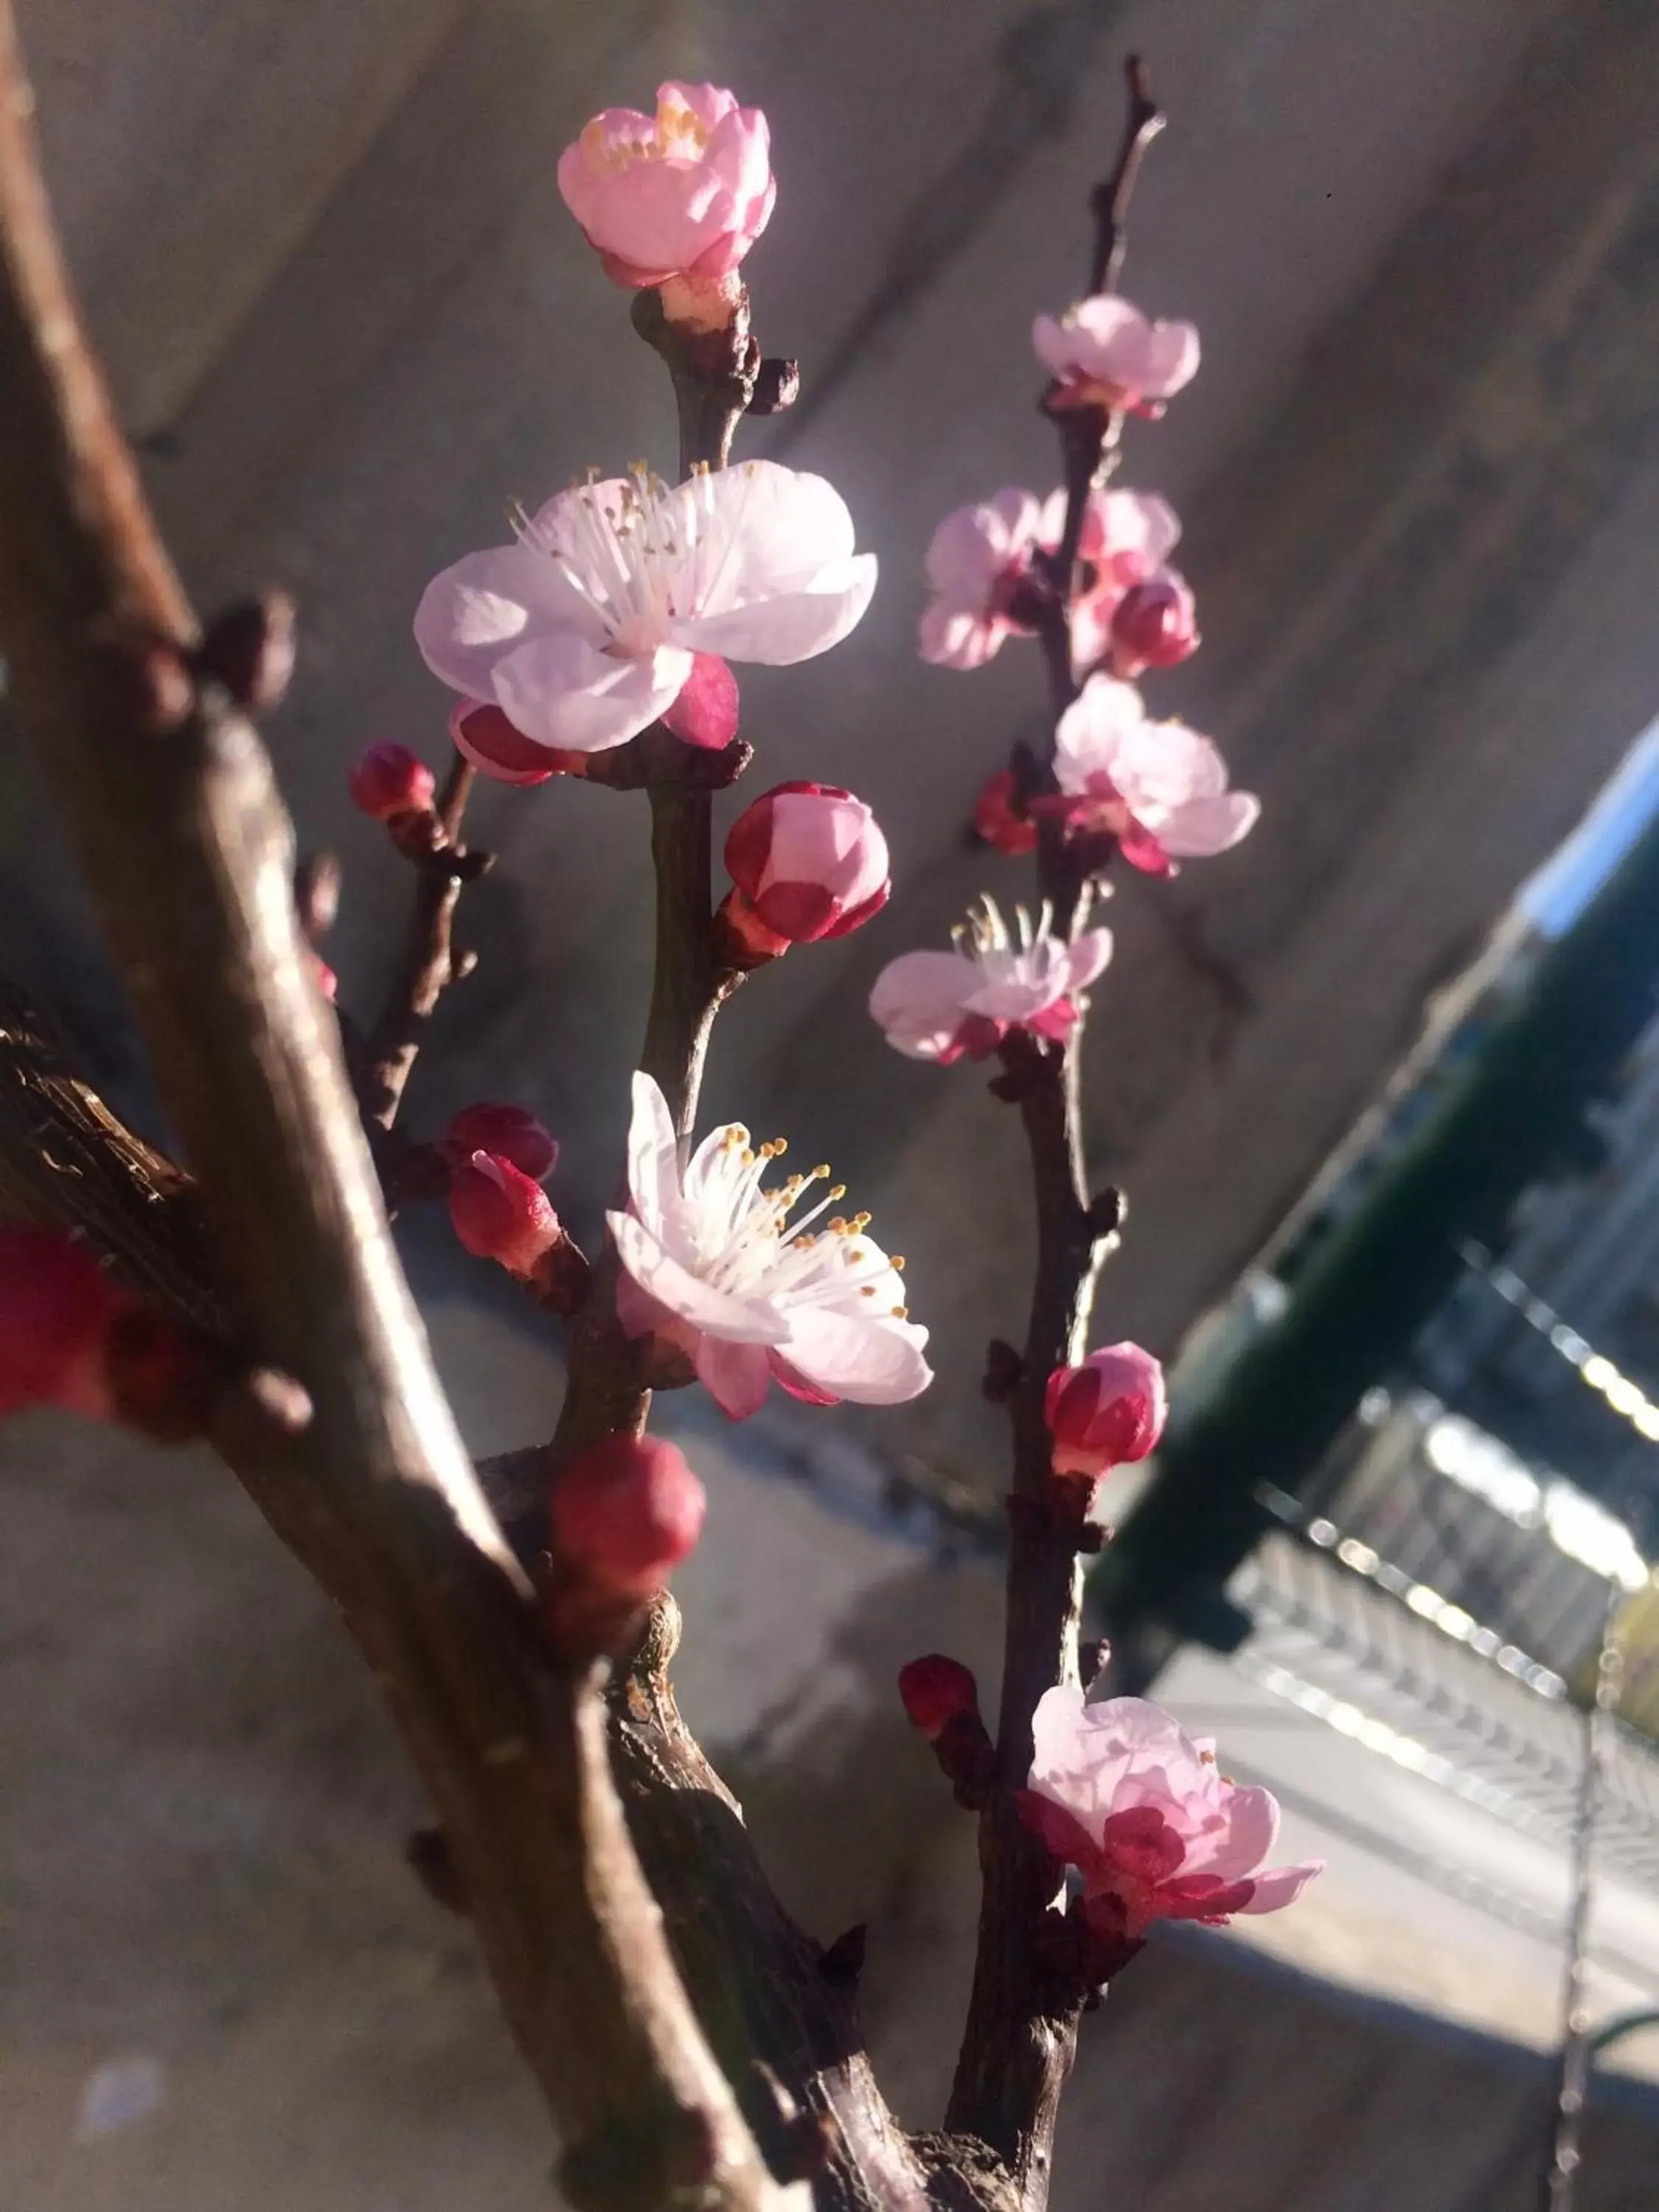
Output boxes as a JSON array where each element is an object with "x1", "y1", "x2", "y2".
[
  {"x1": 897, "y1": 1653, "x2": 980, "y2": 1742},
  {"x1": 551, "y1": 1435, "x2": 706, "y2": 1599},
  {"x1": 448, "y1": 1151, "x2": 562, "y2": 1277},
  {"x1": 349, "y1": 742, "x2": 437, "y2": 821},
  {"x1": 1046, "y1": 1343, "x2": 1167, "y2": 1479},
  {"x1": 442, "y1": 1103, "x2": 557, "y2": 1183},
  {"x1": 973, "y1": 768, "x2": 1039, "y2": 856},
  {"x1": 719, "y1": 782, "x2": 889, "y2": 961},
  {"x1": 1109, "y1": 573, "x2": 1199, "y2": 675}
]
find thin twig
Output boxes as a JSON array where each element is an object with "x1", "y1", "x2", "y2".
[
  {"x1": 360, "y1": 754, "x2": 482, "y2": 1128},
  {"x1": 0, "y1": 12, "x2": 785, "y2": 2205},
  {"x1": 944, "y1": 59, "x2": 1163, "y2": 2203}
]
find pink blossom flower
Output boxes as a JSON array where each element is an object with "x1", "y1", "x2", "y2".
[
  {"x1": 551, "y1": 1435, "x2": 707, "y2": 1597},
  {"x1": 919, "y1": 486, "x2": 1180, "y2": 675},
  {"x1": 608, "y1": 1073, "x2": 931, "y2": 1421},
  {"x1": 1051, "y1": 675, "x2": 1258, "y2": 875},
  {"x1": 1046, "y1": 1343, "x2": 1166, "y2": 1479},
  {"x1": 349, "y1": 742, "x2": 437, "y2": 820},
  {"x1": 1033, "y1": 295, "x2": 1200, "y2": 414},
  {"x1": 720, "y1": 782, "x2": 890, "y2": 958},
  {"x1": 868, "y1": 896, "x2": 1111, "y2": 1063},
  {"x1": 557, "y1": 82, "x2": 775, "y2": 291},
  {"x1": 416, "y1": 460, "x2": 874, "y2": 757},
  {"x1": 1020, "y1": 1688, "x2": 1322, "y2": 1941},
  {"x1": 0, "y1": 1227, "x2": 121, "y2": 1421}
]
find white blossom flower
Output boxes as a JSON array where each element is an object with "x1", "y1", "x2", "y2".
[
  {"x1": 608, "y1": 1074, "x2": 931, "y2": 1420},
  {"x1": 415, "y1": 459, "x2": 876, "y2": 755},
  {"x1": 869, "y1": 895, "x2": 1112, "y2": 1062}
]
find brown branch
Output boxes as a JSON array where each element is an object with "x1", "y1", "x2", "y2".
[
  {"x1": 359, "y1": 754, "x2": 484, "y2": 1128},
  {"x1": 0, "y1": 971, "x2": 224, "y2": 1330},
  {"x1": 0, "y1": 11, "x2": 785, "y2": 2206},
  {"x1": 944, "y1": 59, "x2": 1164, "y2": 2203}
]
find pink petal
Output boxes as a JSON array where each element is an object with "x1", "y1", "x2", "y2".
[
  {"x1": 492, "y1": 633, "x2": 689, "y2": 753},
  {"x1": 695, "y1": 1334, "x2": 773, "y2": 1420},
  {"x1": 662, "y1": 653, "x2": 740, "y2": 749},
  {"x1": 673, "y1": 557, "x2": 877, "y2": 665},
  {"x1": 1237, "y1": 1861, "x2": 1324, "y2": 1914},
  {"x1": 777, "y1": 1307, "x2": 933, "y2": 1407}
]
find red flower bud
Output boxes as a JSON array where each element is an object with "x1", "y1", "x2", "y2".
[
  {"x1": 973, "y1": 768, "x2": 1038, "y2": 856},
  {"x1": 349, "y1": 742, "x2": 437, "y2": 820},
  {"x1": 0, "y1": 1226, "x2": 122, "y2": 1420},
  {"x1": 897, "y1": 1654, "x2": 980, "y2": 1742},
  {"x1": 448, "y1": 1150, "x2": 562, "y2": 1277},
  {"x1": 662, "y1": 653, "x2": 740, "y2": 751},
  {"x1": 449, "y1": 700, "x2": 559, "y2": 785},
  {"x1": 1045, "y1": 1343, "x2": 1167, "y2": 1480},
  {"x1": 551, "y1": 1434, "x2": 706, "y2": 1596},
  {"x1": 1109, "y1": 574, "x2": 1200, "y2": 675},
  {"x1": 442, "y1": 1102, "x2": 558, "y2": 1183},
  {"x1": 313, "y1": 955, "x2": 338, "y2": 1002},
  {"x1": 721, "y1": 782, "x2": 890, "y2": 959}
]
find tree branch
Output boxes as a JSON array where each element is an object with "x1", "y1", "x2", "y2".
[
  {"x1": 944, "y1": 59, "x2": 1161, "y2": 2202},
  {"x1": 0, "y1": 12, "x2": 787, "y2": 2205}
]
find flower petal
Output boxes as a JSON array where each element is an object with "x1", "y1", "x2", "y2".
[
  {"x1": 695, "y1": 1333, "x2": 773, "y2": 1420},
  {"x1": 869, "y1": 948, "x2": 981, "y2": 1059},
  {"x1": 778, "y1": 1307, "x2": 932, "y2": 1405},
  {"x1": 492, "y1": 633, "x2": 690, "y2": 752},
  {"x1": 1237, "y1": 1861, "x2": 1324, "y2": 1914},
  {"x1": 414, "y1": 544, "x2": 598, "y2": 699},
  {"x1": 1158, "y1": 790, "x2": 1260, "y2": 858},
  {"x1": 672, "y1": 554, "x2": 877, "y2": 665},
  {"x1": 608, "y1": 1210, "x2": 784, "y2": 1343},
  {"x1": 625, "y1": 1071, "x2": 683, "y2": 1233}
]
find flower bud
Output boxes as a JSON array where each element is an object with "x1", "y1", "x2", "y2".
[
  {"x1": 662, "y1": 653, "x2": 740, "y2": 751},
  {"x1": 1045, "y1": 1343, "x2": 1167, "y2": 1479},
  {"x1": 720, "y1": 782, "x2": 889, "y2": 959},
  {"x1": 349, "y1": 742, "x2": 437, "y2": 821},
  {"x1": 551, "y1": 1435, "x2": 707, "y2": 1596},
  {"x1": 442, "y1": 1103, "x2": 558, "y2": 1183},
  {"x1": 973, "y1": 768, "x2": 1038, "y2": 856},
  {"x1": 448, "y1": 1151, "x2": 562, "y2": 1278},
  {"x1": 557, "y1": 83, "x2": 774, "y2": 291},
  {"x1": 897, "y1": 1654, "x2": 980, "y2": 1742},
  {"x1": 1109, "y1": 574, "x2": 1199, "y2": 675},
  {"x1": 449, "y1": 700, "x2": 558, "y2": 785},
  {"x1": 0, "y1": 1227, "x2": 120, "y2": 1420}
]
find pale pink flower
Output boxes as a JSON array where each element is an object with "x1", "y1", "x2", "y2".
[
  {"x1": 1034, "y1": 295, "x2": 1200, "y2": 414},
  {"x1": 1046, "y1": 1343, "x2": 1166, "y2": 1479},
  {"x1": 557, "y1": 82, "x2": 775, "y2": 290},
  {"x1": 869, "y1": 895, "x2": 1112, "y2": 1063},
  {"x1": 1051, "y1": 675, "x2": 1258, "y2": 875},
  {"x1": 1020, "y1": 1688, "x2": 1322, "y2": 1941},
  {"x1": 415, "y1": 461, "x2": 874, "y2": 757},
  {"x1": 919, "y1": 486, "x2": 1180, "y2": 675},
  {"x1": 608, "y1": 1074, "x2": 931, "y2": 1421},
  {"x1": 720, "y1": 782, "x2": 890, "y2": 957}
]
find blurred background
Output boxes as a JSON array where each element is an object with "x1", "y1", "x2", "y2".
[{"x1": 6, "y1": 0, "x2": 1659, "y2": 2205}]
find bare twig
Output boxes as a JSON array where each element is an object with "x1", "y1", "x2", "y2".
[
  {"x1": 0, "y1": 11, "x2": 785, "y2": 2205},
  {"x1": 360, "y1": 754, "x2": 484, "y2": 1127},
  {"x1": 944, "y1": 60, "x2": 1163, "y2": 2203}
]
